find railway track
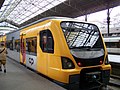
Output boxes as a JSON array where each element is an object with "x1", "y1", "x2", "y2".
[{"x1": 87, "y1": 76, "x2": 120, "y2": 90}]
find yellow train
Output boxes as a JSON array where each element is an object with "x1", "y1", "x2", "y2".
[
  {"x1": 0, "y1": 35, "x2": 6, "y2": 45},
  {"x1": 1, "y1": 17, "x2": 111, "y2": 89}
]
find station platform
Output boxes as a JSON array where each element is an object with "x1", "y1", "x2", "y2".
[
  {"x1": 0, "y1": 58, "x2": 65, "y2": 90},
  {"x1": 1, "y1": 57, "x2": 120, "y2": 90}
]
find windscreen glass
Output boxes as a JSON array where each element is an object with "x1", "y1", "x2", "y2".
[
  {"x1": 61, "y1": 21, "x2": 105, "y2": 65},
  {"x1": 61, "y1": 21, "x2": 103, "y2": 49}
]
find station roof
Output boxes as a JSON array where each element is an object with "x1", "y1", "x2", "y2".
[{"x1": 0, "y1": 0, "x2": 120, "y2": 34}]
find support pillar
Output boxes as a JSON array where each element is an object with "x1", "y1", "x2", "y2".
[
  {"x1": 107, "y1": 1, "x2": 110, "y2": 37},
  {"x1": 107, "y1": 8, "x2": 110, "y2": 37},
  {"x1": 85, "y1": 15, "x2": 87, "y2": 22}
]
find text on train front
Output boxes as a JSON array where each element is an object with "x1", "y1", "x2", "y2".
[{"x1": 61, "y1": 22, "x2": 104, "y2": 67}]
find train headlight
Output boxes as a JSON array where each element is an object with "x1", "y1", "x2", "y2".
[
  {"x1": 61, "y1": 57, "x2": 75, "y2": 69},
  {"x1": 105, "y1": 55, "x2": 109, "y2": 65}
]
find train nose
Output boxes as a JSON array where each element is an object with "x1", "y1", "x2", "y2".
[{"x1": 85, "y1": 71, "x2": 101, "y2": 82}]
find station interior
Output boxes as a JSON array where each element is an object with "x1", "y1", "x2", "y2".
[{"x1": 0, "y1": 0, "x2": 120, "y2": 90}]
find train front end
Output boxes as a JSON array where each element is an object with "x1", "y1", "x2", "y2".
[{"x1": 60, "y1": 21, "x2": 111, "y2": 89}]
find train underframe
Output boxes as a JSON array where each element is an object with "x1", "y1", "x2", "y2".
[{"x1": 67, "y1": 67, "x2": 110, "y2": 90}]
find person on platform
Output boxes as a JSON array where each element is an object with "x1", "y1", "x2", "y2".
[{"x1": 0, "y1": 42, "x2": 7, "y2": 73}]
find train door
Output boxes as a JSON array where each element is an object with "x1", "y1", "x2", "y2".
[
  {"x1": 20, "y1": 34, "x2": 26, "y2": 64},
  {"x1": 37, "y1": 30, "x2": 54, "y2": 75},
  {"x1": 26, "y1": 37, "x2": 37, "y2": 70}
]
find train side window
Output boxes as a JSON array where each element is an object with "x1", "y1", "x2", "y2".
[
  {"x1": 15, "y1": 39, "x2": 20, "y2": 52},
  {"x1": 26, "y1": 37, "x2": 37, "y2": 55},
  {"x1": 118, "y1": 42, "x2": 120, "y2": 48},
  {"x1": 40, "y1": 30, "x2": 54, "y2": 53},
  {"x1": 6, "y1": 40, "x2": 10, "y2": 48},
  {"x1": 105, "y1": 42, "x2": 120, "y2": 48},
  {"x1": 10, "y1": 40, "x2": 13, "y2": 50}
]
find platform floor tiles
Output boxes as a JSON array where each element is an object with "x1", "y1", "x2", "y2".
[{"x1": 0, "y1": 58, "x2": 65, "y2": 90}]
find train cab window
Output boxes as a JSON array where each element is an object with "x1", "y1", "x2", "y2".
[
  {"x1": 40, "y1": 30, "x2": 54, "y2": 53},
  {"x1": 26, "y1": 37, "x2": 37, "y2": 55}
]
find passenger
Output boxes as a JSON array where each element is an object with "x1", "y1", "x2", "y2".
[
  {"x1": 43, "y1": 35, "x2": 47, "y2": 51},
  {"x1": 0, "y1": 43, "x2": 7, "y2": 73}
]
